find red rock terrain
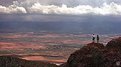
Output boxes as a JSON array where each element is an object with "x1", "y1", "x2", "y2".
[{"x1": 0, "y1": 33, "x2": 120, "y2": 67}]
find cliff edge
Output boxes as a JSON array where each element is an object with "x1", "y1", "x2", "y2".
[{"x1": 60, "y1": 37, "x2": 121, "y2": 67}]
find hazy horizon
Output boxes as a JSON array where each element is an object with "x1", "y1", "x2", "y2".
[{"x1": 0, "y1": 14, "x2": 121, "y2": 34}]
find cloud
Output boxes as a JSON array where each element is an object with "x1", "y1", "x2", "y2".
[
  {"x1": 0, "y1": 1, "x2": 121, "y2": 15},
  {"x1": 29, "y1": 2, "x2": 121, "y2": 15},
  {"x1": 0, "y1": 5, "x2": 27, "y2": 14},
  {"x1": 0, "y1": 1, "x2": 27, "y2": 14},
  {"x1": 16, "y1": 0, "x2": 121, "y2": 6}
]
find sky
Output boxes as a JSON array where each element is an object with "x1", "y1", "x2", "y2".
[
  {"x1": 0, "y1": 0, "x2": 121, "y2": 15},
  {"x1": 0, "y1": 0, "x2": 121, "y2": 34}
]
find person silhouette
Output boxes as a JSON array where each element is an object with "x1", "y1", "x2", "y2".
[
  {"x1": 97, "y1": 35, "x2": 99, "y2": 43},
  {"x1": 92, "y1": 34, "x2": 96, "y2": 43}
]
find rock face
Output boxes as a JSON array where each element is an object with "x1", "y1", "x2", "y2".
[
  {"x1": 106, "y1": 37, "x2": 121, "y2": 51},
  {"x1": 61, "y1": 37, "x2": 121, "y2": 67},
  {"x1": 0, "y1": 56, "x2": 58, "y2": 67},
  {"x1": 66, "y1": 43, "x2": 105, "y2": 67}
]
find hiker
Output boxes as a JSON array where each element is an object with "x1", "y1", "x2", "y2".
[
  {"x1": 92, "y1": 34, "x2": 96, "y2": 43},
  {"x1": 97, "y1": 35, "x2": 99, "y2": 43}
]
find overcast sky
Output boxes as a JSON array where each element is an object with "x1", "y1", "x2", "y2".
[
  {"x1": 0, "y1": 0, "x2": 121, "y2": 34},
  {"x1": 1, "y1": 0, "x2": 121, "y2": 6},
  {"x1": 0, "y1": 0, "x2": 121, "y2": 15}
]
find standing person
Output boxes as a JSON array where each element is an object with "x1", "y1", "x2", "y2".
[
  {"x1": 97, "y1": 35, "x2": 99, "y2": 43},
  {"x1": 92, "y1": 34, "x2": 96, "y2": 43}
]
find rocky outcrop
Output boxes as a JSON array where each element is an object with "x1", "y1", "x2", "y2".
[
  {"x1": 106, "y1": 37, "x2": 121, "y2": 51},
  {"x1": 66, "y1": 43, "x2": 105, "y2": 67},
  {"x1": 61, "y1": 37, "x2": 121, "y2": 67},
  {"x1": 86, "y1": 42, "x2": 105, "y2": 49}
]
